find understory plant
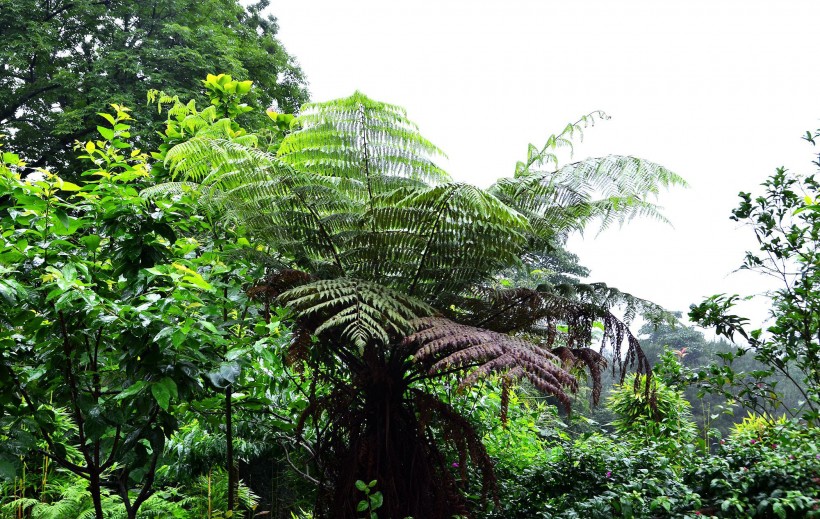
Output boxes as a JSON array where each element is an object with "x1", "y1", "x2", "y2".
[{"x1": 686, "y1": 417, "x2": 820, "y2": 517}]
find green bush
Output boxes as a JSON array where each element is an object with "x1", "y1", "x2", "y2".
[
  {"x1": 607, "y1": 373, "x2": 699, "y2": 464},
  {"x1": 686, "y1": 419, "x2": 820, "y2": 517}
]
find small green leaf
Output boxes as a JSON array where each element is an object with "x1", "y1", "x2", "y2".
[
  {"x1": 98, "y1": 112, "x2": 117, "y2": 125},
  {"x1": 79, "y1": 234, "x2": 101, "y2": 251},
  {"x1": 0, "y1": 457, "x2": 19, "y2": 480},
  {"x1": 97, "y1": 126, "x2": 115, "y2": 140},
  {"x1": 2, "y1": 152, "x2": 20, "y2": 164},
  {"x1": 236, "y1": 80, "x2": 253, "y2": 94},
  {"x1": 355, "y1": 480, "x2": 368, "y2": 492},
  {"x1": 151, "y1": 378, "x2": 177, "y2": 411},
  {"x1": 57, "y1": 180, "x2": 81, "y2": 191},
  {"x1": 201, "y1": 321, "x2": 218, "y2": 334},
  {"x1": 115, "y1": 381, "x2": 146, "y2": 400}
]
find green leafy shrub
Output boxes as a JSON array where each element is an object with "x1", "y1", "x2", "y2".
[
  {"x1": 483, "y1": 430, "x2": 704, "y2": 518},
  {"x1": 687, "y1": 419, "x2": 820, "y2": 517},
  {"x1": 607, "y1": 373, "x2": 698, "y2": 463},
  {"x1": 475, "y1": 384, "x2": 702, "y2": 518}
]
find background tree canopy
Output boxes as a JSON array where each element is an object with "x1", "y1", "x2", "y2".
[{"x1": 0, "y1": 0, "x2": 308, "y2": 172}]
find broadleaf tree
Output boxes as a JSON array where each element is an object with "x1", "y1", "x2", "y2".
[
  {"x1": 690, "y1": 132, "x2": 820, "y2": 423},
  {"x1": 0, "y1": 0, "x2": 308, "y2": 174},
  {"x1": 0, "y1": 106, "x2": 278, "y2": 519}
]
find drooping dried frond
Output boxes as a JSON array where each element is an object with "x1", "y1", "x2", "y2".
[
  {"x1": 493, "y1": 155, "x2": 688, "y2": 239},
  {"x1": 557, "y1": 281, "x2": 674, "y2": 326},
  {"x1": 412, "y1": 389, "x2": 498, "y2": 506},
  {"x1": 452, "y1": 282, "x2": 671, "y2": 335},
  {"x1": 407, "y1": 317, "x2": 578, "y2": 413},
  {"x1": 279, "y1": 278, "x2": 435, "y2": 349},
  {"x1": 552, "y1": 347, "x2": 608, "y2": 404},
  {"x1": 444, "y1": 284, "x2": 660, "y2": 399}
]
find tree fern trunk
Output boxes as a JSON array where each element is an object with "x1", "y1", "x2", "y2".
[{"x1": 328, "y1": 365, "x2": 469, "y2": 519}]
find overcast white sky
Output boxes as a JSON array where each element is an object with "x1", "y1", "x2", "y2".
[{"x1": 269, "y1": 0, "x2": 820, "y2": 327}]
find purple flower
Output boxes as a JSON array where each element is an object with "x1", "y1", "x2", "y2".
[
  {"x1": 452, "y1": 462, "x2": 459, "y2": 468},
  {"x1": 606, "y1": 471, "x2": 612, "y2": 478}
]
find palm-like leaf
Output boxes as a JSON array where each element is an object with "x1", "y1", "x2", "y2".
[
  {"x1": 278, "y1": 91, "x2": 450, "y2": 192},
  {"x1": 353, "y1": 182, "x2": 529, "y2": 301},
  {"x1": 279, "y1": 278, "x2": 434, "y2": 350},
  {"x1": 492, "y1": 155, "x2": 688, "y2": 239}
]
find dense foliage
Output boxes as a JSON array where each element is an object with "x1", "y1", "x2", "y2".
[
  {"x1": 0, "y1": 0, "x2": 308, "y2": 173},
  {"x1": 1, "y1": 9, "x2": 819, "y2": 514},
  {"x1": 690, "y1": 135, "x2": 820, "y2": 424}
]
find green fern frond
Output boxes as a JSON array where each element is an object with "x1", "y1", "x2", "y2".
[
  {"x1": 347, "y1": 182, "x2": 530, "y2": 299},
  {"x1": 164, "y1": 137, "x2": 278, "y2": 187},
  {"x1": 1, "y1": 476, "x2": 121, "y2": 519},
  {"x1": 514, "y1": 111, "x2": 609, "y2": 176},
  {"x1": 493, "y1": 154, "x2": 687, "y2": 238},
  {"x1": 139, "y1": 181, "x2": 203, "y2": 200},
  {"x1": 279, "y1": 278, "x2": 435, "y2": 349},
  {"x1": 279, "y1": 91, "x2": 451, "y2": 193}
]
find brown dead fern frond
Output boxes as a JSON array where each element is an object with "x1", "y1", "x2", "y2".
[
  {"x1": 407, "y1": 317, "x2": 578, "y2": 414},
  {"x1": 413, "y1": 389, "x2": 498, "y2": 509},
  {"x1": 458, "y1": 285, "x2": 656, "y2": 401},
  {"x1": 552, "y1": 346, "x2": 608, "y2": 405}
]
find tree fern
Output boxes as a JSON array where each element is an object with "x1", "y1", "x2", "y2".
[{"x1": 156, "y1": 92, "x2": 685, "y2": 518}]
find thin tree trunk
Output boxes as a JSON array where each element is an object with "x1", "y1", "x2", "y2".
[
  {"x1": 89, "y1": 470, "x2": 104, "y2": 519},
  {"x1": 226, "y1": 385, "x2": 236, "y2": 513}
]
